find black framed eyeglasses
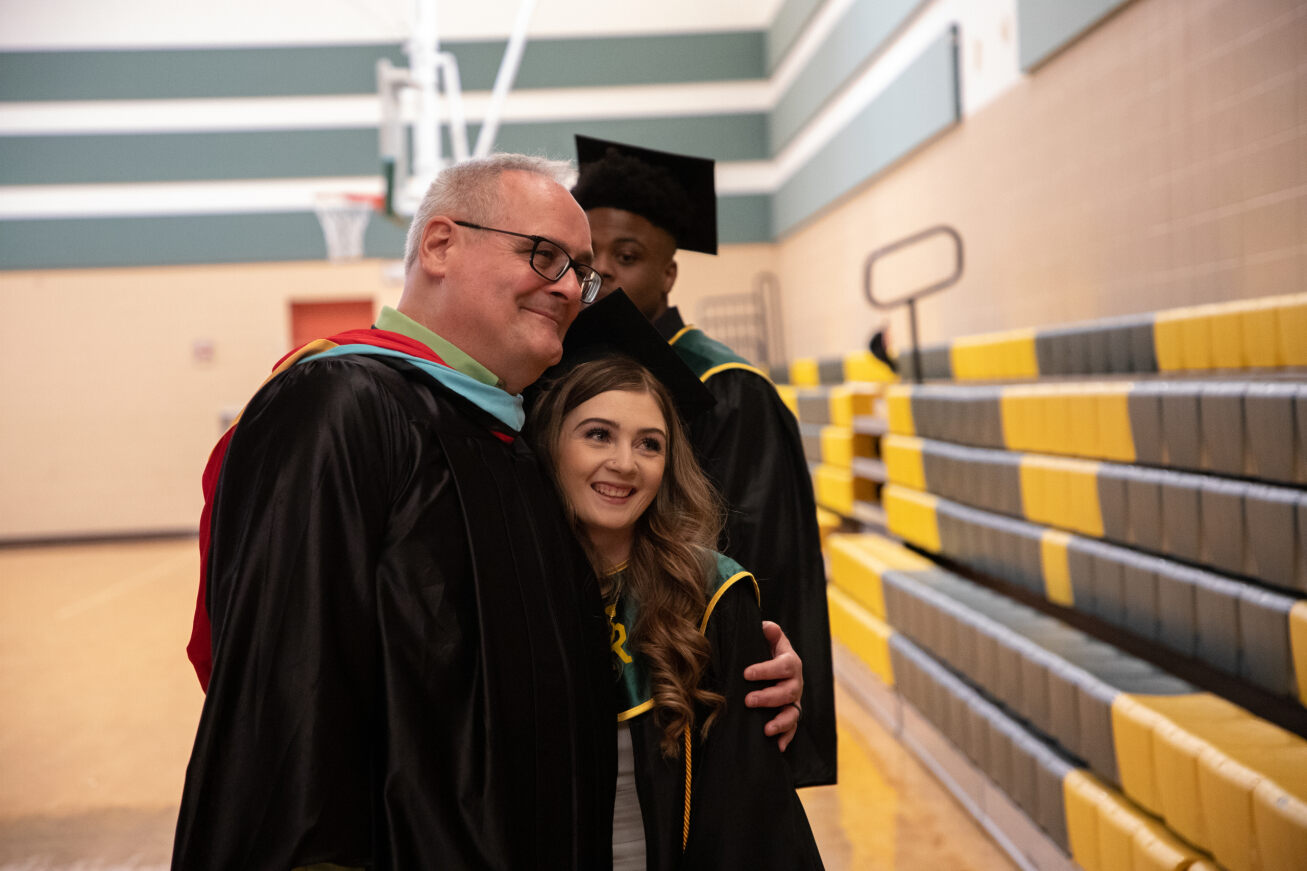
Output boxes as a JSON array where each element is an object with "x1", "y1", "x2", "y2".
[{"x1": 455, "y1": 221, "x2": 603, "y2": 304}]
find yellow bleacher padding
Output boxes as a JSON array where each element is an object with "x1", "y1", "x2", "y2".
[
  {"x1": 1096, "y1": 383, "x2": 1137, "y2": 463},
  {"x1": 775, "y1": 384, "x2": 798, "y2": 418},
  {"x1": 789, "y1": 358, "x2": 819, "y2": 386},
  {"x1": 1019, "y1": 455, "x2": 1058, "y2": 528},
  {"x1": 1277, "y1": 293, "x2": 1307, "y2": 366},
  {"x1": 999, "y1": 385, "x2": 1028, "y2": 451},
  {"x1": 1043, "y1": 389, "x2": 1072, "y2": 457},
  {"x1": 1040, "y1": 529, "x2": 1075, "y2": 607},
  {"x1": 1062, "y1": 458, "x2": 1105, "y2": 538},
  {"x1": 825, "y1": 535, "x2": 889, "y2": 618},
  {"x1": 1095, "y1": 791, "x2": 1142, "y2": 871},
  {"x1": 1290, "y1": 601, "x2": 1307, "y2": 703},
  {"x1": 1126, "y1": 692, "x2": 1307, "y2": 871},
  {"x1": 1110, "y1": 695, "x2": 1170, "y2": 814},
  {"x1": 950, "y1": 329, "x2": 1039, "y2": 380},
  {"x1": 827, "y1": 385, "x2": 877, "y2": 428},
  {"x1": 1238, "y1": 297, "x2": 1284, "y2": 368},
  {"x1": 845, "y1": 532, "x2": 937, "y2": 572},
  {"x1": 1063, "y1": 770, "x2": 1104, "y2": 871},
  {"x1": 885, "y1": 385, "x2": 915, "y2": 435},
  {"x1": 843, "y1": 350, "x2": 897, "y2": 384},
  {"x1": 1129, "y1": 814, "x2": 1201, "y2": 871},
  {"x1": 1150, "y1": 717, "x2": 1209, "y2": 847},
  {"x1": 1067, "y1": 389, "x2": 1101, "y2": 458},
  {"x1": 881, "y1": 435, "x2": 926, "y2": 490},
  {"x1": 1254, "y1": 777, "x2": 1307, "y2": 871},
  {"x1": 820, "y1": 426, "x2": 855, "y2": 469},
  {"x1": 1153, "y1": 310, "x2": 1186, "y2": 372},
  {"x1": 1207, "y1": 301, "x2": 1247, "y2": 369},
  {"x1": 815, "y1": 506, "x2": 841, "y2": 547},
  {"x1": 882, "y1": 485, "x2": 941, "y2": 553},
  {"x1": 815, "y1": 464, "x2": 855, "y2": 517},
  {"x1": 1179, "y1": 307, "x2": 1216, "y2": 371},
  {"x1": 827, "y1": 586, "x2": 895, "y2": 686}
]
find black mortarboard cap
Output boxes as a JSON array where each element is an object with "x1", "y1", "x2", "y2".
[
  {"x1": 541, "y1": 289, "x2": 716, "y2": 422},
  {"x1": 573, "y1": 135, "x2": 718, "y2": 255}
]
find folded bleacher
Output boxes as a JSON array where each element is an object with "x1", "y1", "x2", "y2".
[{"x1": 780, "y1": 292, "x2": 1307, "y2": 871}]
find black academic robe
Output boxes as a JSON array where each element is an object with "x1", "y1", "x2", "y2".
[
  {"x1": 620, "y1": 557, "x2": 825, "y2": 870},
  {"x1": 172, "y1": 354, "x2": 615, "y2": 870},
  {"x1": 654, "y1": 307, "x2": 837, "y2": 788}
]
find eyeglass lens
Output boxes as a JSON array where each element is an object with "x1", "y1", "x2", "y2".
[{"x1": 531, "y1": 238, "x2": 601, "y2": 303}]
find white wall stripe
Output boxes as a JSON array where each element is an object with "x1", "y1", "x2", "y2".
[{"x1": 0, "y1": 81, "x2": 771, "y2": 137}]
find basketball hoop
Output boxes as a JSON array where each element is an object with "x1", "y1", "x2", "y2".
[{"x1": 315, "y1": 193, "x2": 383, "y2": 262}]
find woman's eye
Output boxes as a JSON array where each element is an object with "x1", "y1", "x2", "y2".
[
  {"x1": 638, "y1": 437, "x2": 664, "y2": 453},
  {"x1": 584, "y1": 427, "x2": 611, "y2": 442}
]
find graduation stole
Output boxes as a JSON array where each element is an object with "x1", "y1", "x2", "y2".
[
  {"x1": 186, "y1": 328, "x2": 518, "y2": 692},
  {"x1": 606, "y1": 556, "x2": 758, "y2": 723}
]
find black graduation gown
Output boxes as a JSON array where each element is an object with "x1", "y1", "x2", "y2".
[
  {"x1": 172, "y1": 354, "x2": 615, "y2": 870},
  {"x1": 621, "y1": 559, "x2": 824, "y2": 870},
  {"x1": 654, "y1": 307, "x2": 837, "y2": 788}
]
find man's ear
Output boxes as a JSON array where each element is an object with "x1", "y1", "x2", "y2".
[
  {"x1": 418, "y1": 216, "x2": 457, "y2": 277},
  {"x1": 662, "y1": 257, "x2": 678, "y2": 298}
]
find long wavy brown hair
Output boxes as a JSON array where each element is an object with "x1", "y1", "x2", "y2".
[{"x1": 530, "y1": 355, "x2": 725, "y2": 756}]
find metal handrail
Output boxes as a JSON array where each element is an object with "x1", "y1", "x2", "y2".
[{"x1": 862, "y1": 224, "x2": 964, "y2": 383}]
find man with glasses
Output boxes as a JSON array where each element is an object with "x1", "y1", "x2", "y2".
[
  {"x1": 176, "y1": 155, "x2": 611, "y2": 869},
  {"x1": 176, "y1": 154, "x2": 801, "y2": 869}
]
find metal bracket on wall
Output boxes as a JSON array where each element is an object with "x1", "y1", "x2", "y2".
[{"x1": 863, "y1": 225, "x2": 964, "y2": 383}]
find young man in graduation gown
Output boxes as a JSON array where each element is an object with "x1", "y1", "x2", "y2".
[
  {"x1": 173, "y1": 155, "x2": 616, "y2": 869},
  {"x1": 572, "y1": 137, "x2": 838, "y2": 787}
]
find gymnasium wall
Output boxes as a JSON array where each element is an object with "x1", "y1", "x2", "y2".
[
  {"x1": 2, "y1": 0, "x2": 1304, "y2": 539},
  {"x1": 776, "y1": 0, "x2": 1307, "y2": 365}
]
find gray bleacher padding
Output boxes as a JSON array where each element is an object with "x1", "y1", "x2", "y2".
[
  {"x1": 1191, "y1": 570, "x2": 1244, "y2": 676},
  {"x1": 1097, "y1": 464, "x2": 1131, "y2": 542},
  {"x1": 1199, "y1": 382, "x2": 1246, "y2": 476},
  {"x1": 1085, "y1": 323, "x2": 1112, "y2": 375},
  {"x1": 900, "y1": 343, "x2": 952, "y2": 381},
  {"x1": 1126, "y1": 317, "x2": 1158, "y2": 373},
  {"x1": 799, "y1": 423, "x2": 824, "y2": 464},
  {"x1": 1299, "y1": 494, "x2": 1307, "y2": 591},
  {"x1": 1088, "y1": 540, "x2": 1127, "y2": 627},
  {"x1": 1160, "y1": 383, "x2": 1202, "y2": 470},
  {"x1": 1200, "y1": 477, "x2": 1246, "y2": 577},
  {"x1": 768, "y1": 362, "x2": 789, "y2": 382},
  {"x1": 1127, "y1": 383, "x2": 1166, "y2": 466},
  {"x1": 1070, "y1": 670, "x2": 1119, "y2": 784},
  {"x1": 796, "y1": 389, "x2": 831, "y2": 424},
  {"x1": 1296, "y1": 384, "x2": 1307, "y2": 485},
  {"x1": 1066, "y1": 536, "x2": 1099, "y2": 617},
  {"x1": 1119, "y1": 551, "x2": 1161, "y2": 643},
  {"x1": 1238, "y1": 585, "x2": 1297, "y2": 697},
  {"x1": 817, "y1": 357, "x2": 845, "y2": 385},
  {"x1": 1158, "y1": 470, "x2": 1201, "y2": 563},
  {"x1": 1244, "y1": 483, "x2": 1301, "y2": 591},
  {"x1": 1035, "y1": 327, "x2": 1072, "y2": 376},
  {"x1": 1153, "y1": 560, "x2": 1199, "y2": 657},
  {"x1": 1245, "y1": 382, "x2": 1298, "y2": 484},
  {"x1": 887, "y1": 634, "x2": 1073, "y2": 852}
]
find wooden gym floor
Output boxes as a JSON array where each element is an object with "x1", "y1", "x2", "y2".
[{"x1": 0, "y1": 539, "x2": 1014, "y2": 870}]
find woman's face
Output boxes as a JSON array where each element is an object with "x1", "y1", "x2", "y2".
[{"x1": 555, "y1": 388, "x2": 668, "y2": 562}]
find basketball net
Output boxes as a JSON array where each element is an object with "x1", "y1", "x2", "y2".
[{"x1": 315, "y1": 193, "x2": 382, "y2": 262}]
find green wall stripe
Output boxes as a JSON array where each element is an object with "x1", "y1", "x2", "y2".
[
  {"x1": 772, "y1": 26, "x2": 959, "y2": 238},
  {"x1": 0, "y1": 212, "x2": 404, "y2": 270},
  {"x1": 0, "y1": 32, "x2": 766, "y2": 102},
  {"x1": 1017, "y1": 0, "x2": 1133, "y2": 71},
  {"x1": 0, "y1": 193, "x2": 769, "y2": 270},
  {"x1": 766, "y1": 0, "x2": 823, "y2": 72},
  {"x1": 769, "y1": 0, "x2": 924, "y2": 152},
  {"x1": 0, "y1": 114, "x2": 767, "y2": 186}
]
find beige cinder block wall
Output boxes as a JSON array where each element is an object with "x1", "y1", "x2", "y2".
[
  {"x1": 0, "y1": 261, "x2": 400, "y2": 540},
  {"x1": 774, "y1": 0, "x2": 1307, "y2": 359}
]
